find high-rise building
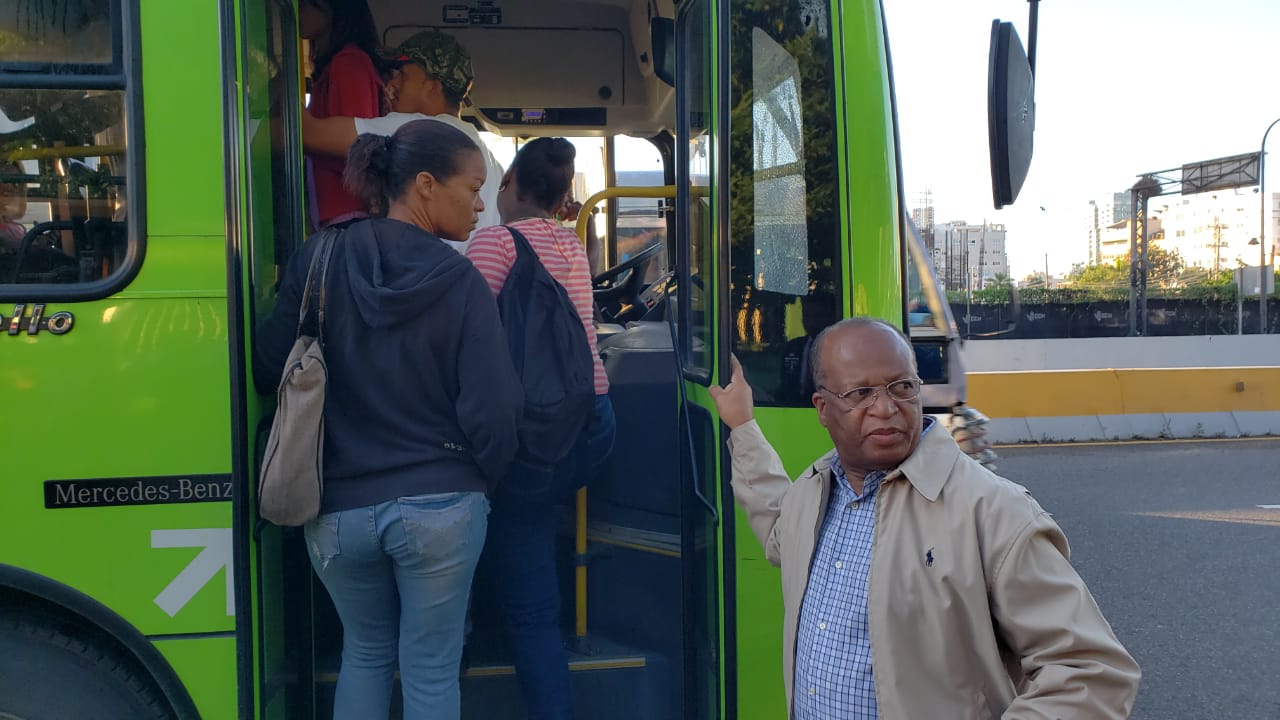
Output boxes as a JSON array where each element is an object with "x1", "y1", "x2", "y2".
[
  {"x1": 1085, "y1": 192, "x2": 1134, "y2": 266},
  {"x1": 910, "y1": 188, "x2": 936, "y2": 255},
  {"x1": 1112, "y1": 191, "x2": 1132, "y2": 223},
  {"x1": 1151, "y1": 192, "x2": 1276, "y2": 272},
  {"x1": 911, "y1": 205, "x2": 934, "y2": 231},
  {"x1": 931, "y1": 221, "x2": 1009, "y2": 291}
]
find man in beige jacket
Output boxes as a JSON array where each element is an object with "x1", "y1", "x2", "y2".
[{"x1": 710, "y1": 317, "x2": 1139, "y2": 719}]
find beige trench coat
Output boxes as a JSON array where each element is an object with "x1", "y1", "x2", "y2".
[{"x1": 728, "y1": 420, "x2": 1140, "y2": 719}]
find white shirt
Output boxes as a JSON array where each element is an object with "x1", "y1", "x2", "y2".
[{"x1": 353, "y1": 112, "x2": 503, "y2": 251}]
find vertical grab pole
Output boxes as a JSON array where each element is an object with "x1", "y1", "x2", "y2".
[
  {"x1": 575, "y1": 487, "x2": 589, "y2": 642},
  {"x1": 570, "y1": 186, "x2": 679, "y2": 649}
]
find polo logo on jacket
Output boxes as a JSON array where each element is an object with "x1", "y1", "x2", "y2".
[{"x1": 925, "y1": 547, "x2": 934, "y2": 567}]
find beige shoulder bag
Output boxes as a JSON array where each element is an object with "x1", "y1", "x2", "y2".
[{"x1": 257, "y1": 229, "x2": 340, "y2": 526}]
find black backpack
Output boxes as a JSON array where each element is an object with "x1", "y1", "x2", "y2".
[{"x1": 496, "y1": 225, "x2": 596, "y2": 468}]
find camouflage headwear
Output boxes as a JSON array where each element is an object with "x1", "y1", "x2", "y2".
[{"x1": 395, "y1": 30, "x2": 475, "y2": 105}]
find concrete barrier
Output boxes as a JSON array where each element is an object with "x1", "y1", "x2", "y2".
[
  {"x1": 959, "y1": 335, "x2": 1280, "y2": 371},
  {"x1": 957, "y1": 338, "x2": 1280, "y2": 443}
]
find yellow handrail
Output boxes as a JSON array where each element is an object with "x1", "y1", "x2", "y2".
[
  {"x1": 573, "y1": 184, "x2": 677, "y2": 643},
  {"x1": 4, "y1": 145, "x2": 127, "y2": 162},
  {"x1": 574, "y1": 185, "x2": 677, "y2": 243}
]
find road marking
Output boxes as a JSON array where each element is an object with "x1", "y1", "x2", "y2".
[
  {"x1": 152, "y1": 528, "x2": 234, "y2": 618},
  {"x1": 1138, "y1": 508, "x2": 1280, "y2": 528}
]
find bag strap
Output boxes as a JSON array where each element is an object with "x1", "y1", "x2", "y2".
[
  {"x1": 297, "y1": 227, "x2": 341, "y2": 343},
  {"x1": 503, "y1": 224, "x2": 535, "y2": 262}
]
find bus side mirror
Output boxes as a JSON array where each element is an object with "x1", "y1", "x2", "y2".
[
  {"x1": 987, "y1": 20, "x2": 1035, "y2": 209},
  {"x1": 652, "y1": 17, "x2": 675, "y2": 87}
]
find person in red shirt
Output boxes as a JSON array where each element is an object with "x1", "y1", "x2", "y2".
[{"x1": 299, "y1": 0, "x2": 387, "y2": 229}]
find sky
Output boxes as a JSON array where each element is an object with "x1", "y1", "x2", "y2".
[{"x1": 884, "y1": 0, "x2": 1280, "y2": 278}]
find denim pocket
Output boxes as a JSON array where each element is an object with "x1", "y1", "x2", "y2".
[
  {"x1": 304, "y1": 512, "x2": 341, "y2": 571},
  {"x1": 398, "y1": 491, "x2": 489, "y2": 557}
]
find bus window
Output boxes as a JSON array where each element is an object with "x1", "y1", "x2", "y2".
[
  {"x1": 614, "y1": 135, "x2": 668, "y2": 283},
  {"x1": 0, "y1": 1, "x2": 135, "y2": 293},
  {"x1": 728, "y1": 0, "x2": 841, "y2": 405}
]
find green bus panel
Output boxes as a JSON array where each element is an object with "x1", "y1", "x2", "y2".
[
  {"x1": 156, "y1": 636, "x2": 240, "y2": 719},
  {"x1": 3, "y1": 237, "x2": 234, "y2": 632},
  {"x1": 731, "y1": 408, "x2": 842, "y2": 719},
  {"x1": 838, "y1": 0, "x2": 901, "y2": 318},
  {"x1": 140, "y1": 0, "x2": 227, "y2": 239},
  {"x1": 730, "y1": 0, "x2": 902, "y2": 716}
]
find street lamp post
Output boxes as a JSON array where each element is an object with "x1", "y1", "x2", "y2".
[{"x1": 1260, "y1": 117, "x2": 1280, "y2": 333}]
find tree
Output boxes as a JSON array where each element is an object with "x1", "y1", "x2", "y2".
[
  {"x1": 1073, "y1": 261, "x2": 1126, "y2": 287},
  {"x1": 972, "y1": 272, "x2": 1013, "y2": 303},
  {"x1": 1071, "y1": 246, "x2": 1185, "y2": 289},
  {"x1": 1145, "y1": 246, "x2": 1185, "y2": 283}
]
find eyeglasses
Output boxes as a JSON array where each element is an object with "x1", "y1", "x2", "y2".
[{"x1": 817, "y1": 377, "x2": 922, "y2": 410}]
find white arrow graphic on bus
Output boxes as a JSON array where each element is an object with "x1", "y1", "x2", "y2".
[{"x1": 151, "y1": 529, "x2": 234, "y2": 618}]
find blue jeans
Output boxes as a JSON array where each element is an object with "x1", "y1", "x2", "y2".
[
  {"x1": 305, "y1": 491, "x2": 489, "y2": 720},
  {"x1": 483, "y1": 394, "x2": 616, "y2": 720}
]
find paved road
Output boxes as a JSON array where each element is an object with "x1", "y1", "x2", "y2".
[{"x1": 996, "y1": 438, "x2": 1280, "y2": 720}]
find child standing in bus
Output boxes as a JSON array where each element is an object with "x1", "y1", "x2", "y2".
[
  {"x1": 299, "y1": 0, "x2": 387, "y2": 229},
  {"x1": 254, "y1": 121, "x2": 523, "y2": 720},
  {"x1": 465, "y1": 138, "x2": 616, "y2": 720}
]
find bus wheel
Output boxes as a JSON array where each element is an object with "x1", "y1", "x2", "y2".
[{"x1": 0, "y1": 613, "x2": 171, "y2": 720}]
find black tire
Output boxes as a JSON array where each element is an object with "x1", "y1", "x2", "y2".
[{"x1": 0, "y1": 612, "x2": 172, "y2": 720}]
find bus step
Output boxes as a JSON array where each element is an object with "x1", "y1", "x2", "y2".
[{"x1": 314, "y1": 635, "x2": 671, "y2": 719}]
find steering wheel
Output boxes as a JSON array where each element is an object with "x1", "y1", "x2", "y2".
[
  {"x1": 592, "y1": 242, "x2": 664, "y2": 323},
  {"x1": 6, "y1": 222, "x2": 73, "y2": 283}
]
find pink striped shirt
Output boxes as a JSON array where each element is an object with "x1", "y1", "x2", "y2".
[{"x1": 465, "y1": 218, "x2": 609, "y2": 394}]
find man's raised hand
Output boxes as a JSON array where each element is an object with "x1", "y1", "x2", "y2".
[{"x1": 709, "y1": 354, "x2": 754, "y2": 430}]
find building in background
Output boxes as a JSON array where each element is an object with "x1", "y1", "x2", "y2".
[
  {"x1": 1085, "y1": 192, "x2": 1133, "y2": 266},
  {"x1": 1112, "y1": 190, "x2": 1132, "y2": 223},
  {"x1": 931, "y1": 221, "x2": 1008, "y2": 291},
  {"x1": 1096, "y1": 216, "x2": 1162, "y2": 266},
  {"x1": 911, "y1": 204, "x2": 935, "y2": 233},
  {"x1": 910, "y1": 190, "x2": 936, "y2": 258},
  {"x1": 1151, "y1": 192, "x2": 1278, "y2": 272}
]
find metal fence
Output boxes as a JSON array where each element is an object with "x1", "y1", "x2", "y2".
[{"x1": 953, "y1": 298, "x2": 1280, "y2": 339}]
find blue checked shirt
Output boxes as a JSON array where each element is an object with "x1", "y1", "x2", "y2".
[{"x1": 793, "y1": 418, "x2": 934, "y2": 719}]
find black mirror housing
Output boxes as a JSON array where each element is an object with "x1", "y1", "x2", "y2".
[{"x1": 987, "y1": 19, "x2": 1035, "y2": 209}]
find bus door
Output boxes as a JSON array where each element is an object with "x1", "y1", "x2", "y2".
[
  {"x1": 682, "y1": 0, "x2": 903, "y2": 715},
  {"x1": 224, "y1": 0, "x2": 309, "y2": 716}
]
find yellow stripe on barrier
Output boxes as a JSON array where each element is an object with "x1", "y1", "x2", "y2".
[{"x1": 967, "y1": 367, "x2": 1280, "y2": 418}]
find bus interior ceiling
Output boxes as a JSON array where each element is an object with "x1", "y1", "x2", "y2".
[
  {"x1": 370, "y1": 0, "x2": 677, "y2": 139},
  {"x1": 304, "y1": 4, "x2": 690, "y2": 719}
]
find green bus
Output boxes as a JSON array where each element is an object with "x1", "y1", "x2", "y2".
[{"x1": 0, "y1": 0, "x2": 1035, "y2": 717}]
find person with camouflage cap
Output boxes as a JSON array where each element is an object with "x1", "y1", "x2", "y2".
[{"x1": 302, "y1": 30, "x2": 504, "y2": 250}]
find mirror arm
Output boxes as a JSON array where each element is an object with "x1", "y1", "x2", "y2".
[{"x1": 1026, "y1": 0, "x2": 1040, "y2": 76}]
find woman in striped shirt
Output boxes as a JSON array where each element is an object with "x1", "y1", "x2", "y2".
[{"x1": 466, "y1": 138, "x2": 615, "y2": 720}]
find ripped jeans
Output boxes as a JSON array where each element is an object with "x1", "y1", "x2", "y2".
[{"x1": 305, "y1": 491, "x2": 489, "y2": 720}]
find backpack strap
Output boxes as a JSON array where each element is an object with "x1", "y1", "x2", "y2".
[
  {"x1": 503, "y1": 224, "x2": 535, "y2": 263},
  {"x1": 296, "y1": 227, "x2": 341, "y2": 344}
]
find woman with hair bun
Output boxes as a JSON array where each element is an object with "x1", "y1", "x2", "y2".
[
  {"x1": 255, "y1": 119, "x2": 523, "y2": 720},
  {"x1": 465, "y1": 137, "x2": 616, "y2": 720}
]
